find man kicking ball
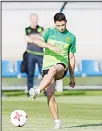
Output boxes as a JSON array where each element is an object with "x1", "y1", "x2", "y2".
[{"x1": 29, "y1": 12, "x2": 76, "y2": 129}]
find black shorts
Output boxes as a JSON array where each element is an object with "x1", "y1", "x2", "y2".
[{"x1": 42, "y1": 63, "x2": 68, "y2": 79}]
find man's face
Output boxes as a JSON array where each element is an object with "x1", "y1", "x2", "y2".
[
  {"x1": 30, "y1": 14, "x2": 38, "y2": 27},
  {"x1": 55, "y1": 20, "x2": 67, "y2": 32}
]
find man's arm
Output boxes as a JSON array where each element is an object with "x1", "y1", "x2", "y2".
[
  {"x1": 25, "y1": 34, "x2": 50, "y2": 49},
  {"x1": 25, "y1": 35, "x2": 34, "y2": 43},
  {"x1": 25, "y1": 27, "x2": 61, "y2": 53},
  {"x1": 68, "y1": 52, "x2": 75, "y2": 77},
  {"x1": 25, "y1": 26, "x2": 44, "y2": 44},
  {"x1": 31, "y1": 37, "x2": 61, "y2": 53},
  {"x1": 25, "y1": 33, "x2": 61, "y2": 53},
  {"x1": 24, "y1": 27, "x2": 55, "y2": 49},
  {"x1": 68, "y1": 52, "x2": 75, "y2": 88},
  {"x1": 33, "y1": 37, "x2": 50, "y2": 48},
  {"x1": 25, "y1": 34, "x2": 43, "y2": 43}
]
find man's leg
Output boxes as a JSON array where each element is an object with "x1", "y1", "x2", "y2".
[
  {"x1": 45, "y1": 80, "x2": 61, "y2": 129},
  {"x1": 46, "y1": 80, "x2": 59, "y2": 119},
  {"x1": 27, "y1": 53, "x2": 35, "y2": 94},
  {"x1": 37, "y1": 55, "x2": 43, "y2": 75},
  {"x1": 36, "y1": 55, "x2": 43, "y2": 79},
  {"x1": 29, "y1": 64, "x2": 66, "y2": 128},
  {"x1": 39, "y1": 64, "x2": 65, "y2": 92},
  {"x1": 29, "y1": 64, "x2": 65, "y2": 99}
]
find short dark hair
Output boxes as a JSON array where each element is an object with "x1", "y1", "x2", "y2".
[{"x1": 54, "y1": 13, "x2": 66, "y2": 22}]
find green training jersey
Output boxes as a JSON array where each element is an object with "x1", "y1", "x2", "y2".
[{"x1": 41, "y1": 27, "x2": 76, "y2": 70}]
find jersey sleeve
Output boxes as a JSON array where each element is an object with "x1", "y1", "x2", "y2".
[
  {"x1": 25, "y1": 28, "x2": 29, "y2": 35},
  {"x1": 41, "y1": 28, "x2": 50, "y2": 42},
  {"x1": 70, "y1": 36, "x2": 76, "y2": 53},
  {"x1": 37, "y1": 26, "x2": 44, "y2": 33}
]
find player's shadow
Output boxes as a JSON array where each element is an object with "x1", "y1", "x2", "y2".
[{"x1": 64, "y1": 123, "x2": 102, "y2": 128}]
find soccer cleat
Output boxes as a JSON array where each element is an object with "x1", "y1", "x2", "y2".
[
  {"x1": 54, "y1": 120, "x2": 61, "y2": 129},
  {"x1": 54, "y1": 123, "x2": 61, "y2": 129},
  {"x1": 29, "y1": 88, "x2": 40, "y2": 101}
]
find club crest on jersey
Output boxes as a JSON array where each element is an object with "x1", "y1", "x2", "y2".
[{"x1": 66, "y1": 37, "x2": 70, "y2": 43}]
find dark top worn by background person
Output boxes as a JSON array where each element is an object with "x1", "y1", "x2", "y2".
[{"x1": 26, "y1": 26, "x2": 43, "y2": 53}]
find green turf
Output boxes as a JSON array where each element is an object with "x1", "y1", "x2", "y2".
[
  {"x1": 2, "y1": 76, "x2": 102, "y2": 87},
  {"x1": 3, "y1": 90, "x2": 102, "y2": 97},
  {"x1": 2, "y1": 96, "x2": 102, "y2": 131},
  {"x1": 63, "y1": 76, "x2": 102, "y2": 86}
]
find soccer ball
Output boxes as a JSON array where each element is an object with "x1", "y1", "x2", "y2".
[{"x1": 10, "y1": 110, "x2": 27, "y2": 127}]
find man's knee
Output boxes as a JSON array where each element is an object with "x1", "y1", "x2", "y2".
[
  {"x1": 46, "y1": 91, "x2": 55, "y2": 100},
  {"x1": 48, "y1": 66, "x2": 57, "y2": 76}
]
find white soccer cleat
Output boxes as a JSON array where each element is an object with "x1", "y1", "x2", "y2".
[
  {"x1": 29, "y1": 88, "x2": 40, "y2": 101},
  {"x1": 54, "y1": 120, "x2": 61, "y2": 129}
]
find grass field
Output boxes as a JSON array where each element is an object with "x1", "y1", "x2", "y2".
[
  {"x1": 2, "y1": 76, "x2": 102, "y2": 130},
  {"x1": 2, "y1": 76, "x2": 102, "y2": 87},
  {"x1": 2, "y1": 96, "x2": 102, "y2": 131}
]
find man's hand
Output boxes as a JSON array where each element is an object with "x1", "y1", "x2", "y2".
[{"x1": 69, "y1": 76, "x2": 75, "y2": 88}]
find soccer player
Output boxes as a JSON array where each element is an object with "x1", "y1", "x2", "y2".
[{"x1": 29, "y1": 13, "x2": 76, "y2": 129}]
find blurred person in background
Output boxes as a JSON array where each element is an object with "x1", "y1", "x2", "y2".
[
  {"x1": 29, "y1": 13, "x2": 76, "y2": 129},
  {"x1": 25, "y1": 13, "x2": 44, "y2": 97}
]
